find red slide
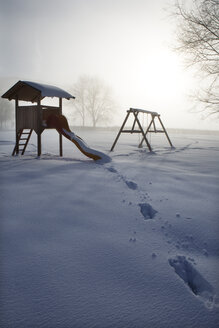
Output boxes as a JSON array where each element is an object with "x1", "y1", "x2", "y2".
[{"x1": 46, "y1": 114, "x2": 102, "y2": 160}]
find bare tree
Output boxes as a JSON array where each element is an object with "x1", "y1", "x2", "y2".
[
  {"x1": 71, "y1": 76, "x2": 88, "y2": 126},
  {"x1": 0, "y1": 98, "x2": 14, "y2": 128},
  {"x1": 0, "y1": 78, "x2": 14, "y2": 128},
  {"x1": 174, "y1": 0, "x2": 219, "y2": 115},
  {"x1": 72, "y1": 76, "x2": 116, "y2": 127}
]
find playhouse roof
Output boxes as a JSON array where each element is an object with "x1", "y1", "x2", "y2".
[{"x1": 2, "y1": 80, "x2": 75, "y2": 102}]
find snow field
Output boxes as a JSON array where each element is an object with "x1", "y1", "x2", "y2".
[{"x1": 0, "y1": 128, "x2": 219, "y2": 328}]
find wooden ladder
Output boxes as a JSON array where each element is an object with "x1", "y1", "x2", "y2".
[{"x1": 12, "y1": 129, "x2": 33, "y2": 156}]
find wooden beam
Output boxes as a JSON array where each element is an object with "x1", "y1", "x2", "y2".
[
  {"x1": 37, "y1": 133, "x2": 41, "y2": 156},
  {"x1": 37, "y1": 99, "x2": 41, "y2": 156},
  {"x1": 157, "y1": 116, "x2": 173, "y2": 147},
  {"x1": 59, "y1": 133, "x2": 63, "y2": 157},
  {"x1": 59, "y1": 98, "x2": 63, "y2": 156},
  {"x1": 129, "y1": 108, "x2": 158, "y2": 115},
  {"x1": 122, "y1": 130, "x2": 142, "y2": 133},
  {"x1": 15, "y1": 98, "x2": 19, "y2": 155},
  {"x1": 152, "y1": 114, "x2": 157, "y2": 132},
  {"x1": 131, "y1": 111, "x2": 138, "y2": 132},
  {"x1": 59, "y1": 98, "x2": 62, "y2": 114}
]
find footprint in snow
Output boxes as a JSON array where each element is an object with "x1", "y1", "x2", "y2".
[
  {"x1": 106, "y1": 166, "x2": 138, "y2": 190},
  {"x1": 169, "y1": 255, "x2": 219, "y2": 309},
  {"x1": 139, "y1": 203, "x2": 157, "y2": 220},
  {"x1": 106, "y1": 166, "x2": 118, "y2": 173},
  {"x1": 125, "y1": 180, "x2": 138, "y2": 190}
]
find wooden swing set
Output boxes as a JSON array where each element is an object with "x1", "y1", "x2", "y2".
[{"x1": 111, "y1": 108, "x2": 173, "y2": 152}]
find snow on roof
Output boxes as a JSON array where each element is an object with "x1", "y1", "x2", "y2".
[
  {"x1": 2, "y1": 80, "x2": 75, "y2": 102},
  {"x1": 23, "y1": 81, "x2": 75, "y2": 99}
]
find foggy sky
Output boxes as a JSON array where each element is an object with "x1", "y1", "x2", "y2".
[{"x1": 0, "y1": 0, "x2": 218, "y2": 130}]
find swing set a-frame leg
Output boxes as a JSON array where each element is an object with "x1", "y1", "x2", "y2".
[
  {"x1": 157, "y1": 116, "x2": 174, "y2": 147},
  {"x1": 138, "y1": 116, "x2": 155, "y2": 148}
]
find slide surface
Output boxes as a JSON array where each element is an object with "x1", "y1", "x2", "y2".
[{"x1": 46, "y1": 114, "x2": 109, "y2": 161}]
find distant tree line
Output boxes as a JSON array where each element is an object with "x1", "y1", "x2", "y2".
[{"x1": 70, "y1": 76, "x2": 117, "y2": 127}]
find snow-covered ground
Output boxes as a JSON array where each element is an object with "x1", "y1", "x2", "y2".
[{"x1": 0, "y1": 127, "x2": 219, "y2": 328}]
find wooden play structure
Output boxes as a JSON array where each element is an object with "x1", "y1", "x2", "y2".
[
  {"x1": 111, "y1": 108, "x2": 173, "y2": 152},
  {"x1": 2, "y1": 80, "x2": 75, "y2": 156}
]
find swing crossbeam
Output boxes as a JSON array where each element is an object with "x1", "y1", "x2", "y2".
[
  {"x1": 110, "y1": 108, "x2": 173, "y2": 152},
  {"x1": 122, "y1": 130, "x2": 143, "y2": 133}
]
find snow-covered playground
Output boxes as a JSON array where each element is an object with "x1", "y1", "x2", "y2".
[{"x1": 0, "y1": 128, "x2": 219, "y2": 328}]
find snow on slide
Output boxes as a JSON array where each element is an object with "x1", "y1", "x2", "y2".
[{"x1": 46, "y1": 114, "x2": 111, "y2": 163}]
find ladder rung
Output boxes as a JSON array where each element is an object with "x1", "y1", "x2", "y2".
[{"x1": 12, "y1": 129, "x2": 33, "y2": 156}]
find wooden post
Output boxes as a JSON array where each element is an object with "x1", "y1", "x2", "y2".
[
  {"x1": 110, "y1": 111, "x2": 131, "y2": 151},
  {"x1": 131, "y1": 111, "x2": 138, "y2": 132},
  {"x1": 37, "y1": 99, "x2": 42, "y2": 156},
  {"x1": 152, "y1": 114, "x2": 157, "y2": 132},
  {"x1": 59, "y1": 98, "x2": 63, "y2": 156},
  {"x1": 15, "y1": 97, "x2": 19, "y2": 155}
]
